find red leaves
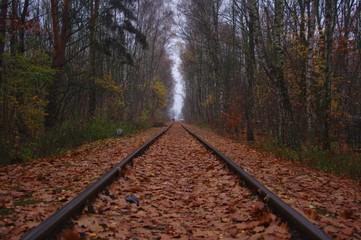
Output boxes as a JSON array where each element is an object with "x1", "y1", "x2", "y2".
[
  {"x1": 4, "y1": 123, "x2": 359, "y2": 239},
  {"x1": 0, "y1": 127, "x2": 165, "y2": 239},
  {"x1": 71, "y1": 124, "x2": 291, "y2": 239},
  {"x1": 339, "y1": 209, "x2": 354, "y2": 219},
  {"x1": 59, "y1": 228, "x2": 81, "y2": 240},
  {"x1": 185, "y1": 124, "x2": 361, "y2": 239},
  {"x1": 304, "y1": 208, "x2": 320, "y2": 220}
]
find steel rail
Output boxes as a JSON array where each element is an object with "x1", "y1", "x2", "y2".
[
  {"x1": 182, "y1": 124, "x2": 331, "y2": 240},
  {"x1": 22, "y1": 124, "x2": 172, "y2": 240}
]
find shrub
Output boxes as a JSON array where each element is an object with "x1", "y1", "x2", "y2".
[
  {"x1": 11, "y1": 117, "x2": 139, "y2": 164},
  {"x1": 259, "y1": 142, "x2": 361, "y2": 180}
]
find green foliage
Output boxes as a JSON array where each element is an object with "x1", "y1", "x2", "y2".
[
  {"x1": 87, "y1": 115, "x2": 136, "y2": 140},
  {"x1": 136, "y1": 110, "x2": 152, "y2": 129},
  {"x1": 0, "y1": 51, "x2": 55, "y2": 164},
  {"x1": 19, "y1": 117, "x2": 139, "y2": 161},
  {"x1": 259, "y1": 142, "x2": 361, "y2": 180},
  {"x1": 0, "y1": 208, "x2": 14, "y2": 216},
  {"x1": 3, "y1": 51, "x2": 54, "y2": 135},
  {"x1": 261, "y1": 143, "x2": 301, "y2": 161}
]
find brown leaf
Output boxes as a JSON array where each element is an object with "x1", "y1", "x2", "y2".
[
  {"x1": 304, "y1": 208, "x2": 320, "y2": 220},
  {"x1": 339, "y1": 209, "x2": 353, "y2": 219},
  {"x1": 59, "y1": 229, "x2": 81, "y2": 240}
]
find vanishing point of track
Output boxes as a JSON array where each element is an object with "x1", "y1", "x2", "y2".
[{"x1": 22, "y1": 123, "x2": 331, "y2": 240}]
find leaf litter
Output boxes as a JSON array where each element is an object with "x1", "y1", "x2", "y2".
[
  {"x1": 184, "y1": 124, "x2": 361, "y2": 240},
  {"x1": 2, "y1": 122, "x2": 357, "y2": 239},
  {"x1": 0, "y1": 126, "x2": 165, "y2": 239},
  {"x1": 69, "y1": 124, "x2": 290, "y2": 239}
]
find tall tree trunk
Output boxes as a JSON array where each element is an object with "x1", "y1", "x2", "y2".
[
  {"x1": 210, "y1": 1, "x2": 222, "y2": 120},
  {"x1": 19, "y1": 0, "x2": 30, "y2": 53},
  {"x1": 322, "y1": 0, "x2": 336, "y2": 150},
  {"x1": 10, "y1": 0, "x2": 18, "y2": 54},
  {"x1": 0, "y1": 0, "x2": 8, "y2": 84},
  {"x1": 46, "y1": 0, "x2": 71, "y2": 128},
  {"x1": 305, "y1": 0, "x2": 317, "y2": 143},
  {"x1": 245, "y1": 0, "x2": 256, "y2": 142},
  {"x1": 0, "y1": 0, "x2": 8, "y2": 161},
  {"x1": 88, "y1": 0, "x2": 100, "y2": 119},
  {"x1": 274, "y1": 0, "x2": 298, "y2": 147}
]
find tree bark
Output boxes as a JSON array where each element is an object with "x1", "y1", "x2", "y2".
[
  {"x1": 46, "y1": 0, "x2": 71, "y2": 128},
  {"x1": 10, "y1": 0, "x2": 18, "y2": 54},
  {"x1": 322, "y1": 0, "x2": 336, "y2": 150},
  {"x1": 0, "y1": 0, "x2": 8, "y2": 84},
  {"x1": 305, "y1": 0, "x2": 317, "y2": 144},
  {"x1": 245, "y1": 0, "x2": 256, "y2": 142},
  {"x1": 19, "y1": 0, "x2": 30, "y2": 53},
  {"x1": 273, "y1": 0, "x2": 298, "y2": 147},
  {"x1": 88, "y1": 0, "x2": 100, "y2": 119}
]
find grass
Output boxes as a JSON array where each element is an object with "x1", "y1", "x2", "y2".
[
  {"x1": 25, "y1": 118, "x2": 140, "y2": 160},
  {"x1": 195, "y1": 123, "x2": 361, "y2": 181},
  {"x1": 0, "y1": 116, "x2": 153, "y2": 166},
  {"x1": 259, "y1": 142, "x2": 361, "y2": 181}
]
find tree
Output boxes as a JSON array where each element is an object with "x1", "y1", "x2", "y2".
[
  {"x1": 0, "y1": 0, "x2": 175, "y2": 164},
  {"x1": 273, "y1": 0, "x2": 298, "y2": 146},
  {"x1": 0, "y1": 0, "x2": 8, "y2": 84},
  {"x1": 244, "y1": 0, "x2": 257, "y2": 142},
  {"x1": 322, "y1": 0, "x2": 337, "y2": 150},
  {"x1": 45, "y1": 0, "x2": 71, "y2": 128},
  {"x1": 88, "y1": 0, "x2": 100, "y2": 119}
]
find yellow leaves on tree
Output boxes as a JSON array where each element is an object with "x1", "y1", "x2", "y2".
[
  {"x1": 312, "y1": 54, "x2": 326, "y2": 88},
  {"x1": 140, "y1": 77, "x2": 168, "y2": 122},
  {"x1": 92, "y1": 73, "x2": 123, "y2": 95},
  {"x1": 18, "y1": 96, "x2": 48, "y2": 136},
  {"x1": 1, "y1": 51, "x2": 54, "y2": 137},
  {"x1": 152, "y1": 79, "x2": 167, "y2": 109},
  {"x1": 92, "y1": 73, "x2": 125, "y2": 116},
  {"x1": 202, "y1": 94, "x2": 215, "y2": 107}
]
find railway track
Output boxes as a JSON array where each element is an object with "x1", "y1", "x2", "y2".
[{"x1": 22, "y1": 123, "x2": 331, "y2": 240}]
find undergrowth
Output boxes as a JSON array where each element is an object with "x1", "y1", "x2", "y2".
[
  {"x1": 1, "y1": 116, "x2": 153, "y2": 165},
  {"x1": 183, "y1": 123, "x2": 361, "y2": 181},
  {"x1": 259, "y1": 142, "x2": 361, "y2": 181}
]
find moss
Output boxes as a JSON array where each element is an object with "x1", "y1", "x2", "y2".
[
  {"x1": 315, "y1": 207, "x2": 332, "y2": 216},
  {"x1": 14, "y1": 196, "x2": 38, "y2": 206},
  {"x1": 0, "y1": 208, "x2": 14, "y2": 216}
]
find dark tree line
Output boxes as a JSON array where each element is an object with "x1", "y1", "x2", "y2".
[
  {"x1": 179, "y1": 0, "x2": 361, "y2": 150},
  {"x1": 0, "y1": 0, "x2": 174, "y2": 164}
]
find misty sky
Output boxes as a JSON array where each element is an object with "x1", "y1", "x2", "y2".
[{"x1": 169, "y1": 0, "x2": 185, "y2": 119}]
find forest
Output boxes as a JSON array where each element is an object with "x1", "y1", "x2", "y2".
[
  {"x1": 0, "y1": 1, "x2": 361, "y2": 238},
  {"x1": 0, "y1": 0, "x2": 360, "y2": 175},
  {"x1": 0, "y1": 0, "x2": 174, "y2": 164},
  {"x1": 179, "y1": 0, "x2": 361, "y2": 152}
]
